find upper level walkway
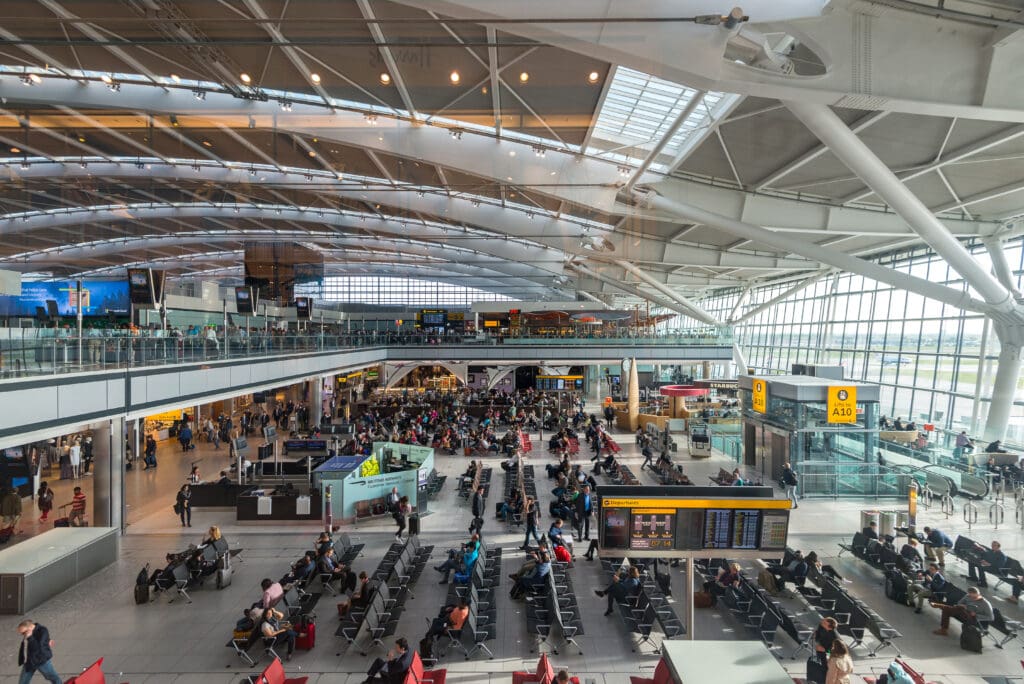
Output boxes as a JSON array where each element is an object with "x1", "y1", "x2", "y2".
[{"x1": 0, "y1": 329, "x2": 733, "y2": 448}]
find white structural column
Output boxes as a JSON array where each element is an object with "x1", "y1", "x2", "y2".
[
  {"x1": 784, "y1": 100, "x2": 1016, "y2": 315},
  {"x1": 987, "y1": 322, "x2": 1024, "y2": 441},
  {"x1": 92, "y1": 416, "x2": 125, "y2": 531}
]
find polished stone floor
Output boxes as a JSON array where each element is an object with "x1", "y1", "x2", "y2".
[{"x1": 1, "y1": 429, "x2": 1023, "y2": 683}]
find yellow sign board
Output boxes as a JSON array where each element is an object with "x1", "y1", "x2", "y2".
[
  {"x1": 827, "y1": 385, "x2": 857, "y2": 423},
  {"x1": 751, "y1": 377, "x2": 767, "y2": 413},
  {"x1": 602, "y1": 498, "x2": 791, "y2": 510}
]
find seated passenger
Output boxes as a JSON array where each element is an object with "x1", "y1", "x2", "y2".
[
  {"x1": 424, "y1": 597, "x2": 470, "y2": 640},
  {"x1": 931, "y1": 586, "x2": 994, "y2": 636},
  {"x1": 258, "y1": 607, "x2": 297, "y2": 661},
  {"x1": 433, "y1": 534, "x2": 479, "y2": 584},
  {"x1": 900, "y1": 538, "x2": 924, "y2": 569},
  {"x1": 595, "y1": 566, "x2": 642, "y2": 615},
  {"x1": 279, "y1": 552, "x2": 316, "y2": 587},
  {"x1": 702, "y1": 562, "x2": 741, "y2": 607},
  {"x1": 318, "y1": 547, "x2": 348, "y2": 586},
  {"x1": 547, "y1": 518, "x2": 573, "y2": 555},
  {"x1": 260, "y1": 578, "x2": 284, "y2": 609},
  {"x1": 862, "y1": 521, "x2": 880, "y2": 540},
  {"x1": 512, "y1": 551, "x2": 551, "y2": 595}
]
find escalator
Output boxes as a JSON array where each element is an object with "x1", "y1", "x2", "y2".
[{"x1": 879, "y1": 448, "x2": 989, "y2": 499}]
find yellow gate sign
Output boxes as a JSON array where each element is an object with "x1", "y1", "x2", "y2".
[
  {"x1": 827, "y1": 386, "x2": 857, "y2": 423},
  {"x1": 751, "y1": 378, "x2": 767, "y2": 413}
]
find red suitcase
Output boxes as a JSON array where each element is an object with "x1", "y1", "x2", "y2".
[{"x1": 296, "y1": 621, "x2": 315, "y2": 650}]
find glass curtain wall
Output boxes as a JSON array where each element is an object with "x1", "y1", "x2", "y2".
[
  {"x1": 700, "y1": 240, "x2": 1024, "y2": 446},
  {"x1": 300, "y1": 276, "x2": 519, "y2": 307}
]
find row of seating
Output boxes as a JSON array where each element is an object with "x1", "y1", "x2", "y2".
[
  {"x1": 601, "y1": 559, "x2": 685, "y2": 653},
  {"x1": 512, "y1": 653, "x2": 581, "y2": 684},
  {"x1": 609, "y1": 464, "x2": 639, "y2": 486},
  {"x1": 154, "y1": 537, "x2": 237, "y2": 604},
  {"x1": 698, "y1": 558, "x2": 815, "y2": 660},
  {"x1": 439, "y1": 539, "x2": 503, "y2": 659},
  {"x1": 318, "y1": 533, "x2": 364, "y2": 596},
  {"x1": 525, "y1": 559, "x2": 584, "y2": 656},
  {"x1": 228, "y1": 538, "x2": 322, "y2": 668},
  {"x1": 336, "y1": 535, "x2": 432, "y2": 656},
  {"x1": 951, "y1": 533, "x2": 1024, "y2": 596},
  {"x1": 420, "y1": 468, "x2": 447, "y2": 500},
  {"x1": 842, "y1": 532, "x2": 1022, "y2": 651},
  {"x1": 504, "y1": 457, "x2": 536, "y2": 532},
  {"x1": 460, "y1": 465, "x2": 492, "y2": 500}
]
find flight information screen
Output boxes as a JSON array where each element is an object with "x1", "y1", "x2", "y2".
[
  {"x1": 602, "y1": 508, "x2": 630, "y2": 549},
  {"x1": 760, "y1": 513, "x2": 790, "y2": 551},
  {"x1": 732, "y1": 510, "x2": 761, "y2": 550},
  {"x1": 703, "y1": 509, "x2": 733, "y2": 549}
]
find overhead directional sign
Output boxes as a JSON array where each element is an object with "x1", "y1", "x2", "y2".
[{"x1": 827, "y1": 386, "x2": 857, "y2": 423}]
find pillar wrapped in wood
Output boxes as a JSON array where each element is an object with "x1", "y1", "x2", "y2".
[{"x1": 627, "y1": 357, "x2": 640, "y2": 430}]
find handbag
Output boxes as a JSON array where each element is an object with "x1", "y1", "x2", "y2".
[{"x1": 173, "y1": 502, "x2": 183, "y2": 515}]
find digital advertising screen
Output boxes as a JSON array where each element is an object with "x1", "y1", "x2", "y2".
[
  {"x1": 602, "y1": 508, "x2": 630, "y2": 549},
  {"x1": 127, "y1": 268, "x2": 164, "y2": 306},
  {"x1": 0, "y1": 280, "x2": 130, "y2": 317},
  {"x1": 294, "y1": 297, "x2": 312, "y2": 320},
  {"x1": 235, "y1": 286, "x2": 258, "y2": 314}
]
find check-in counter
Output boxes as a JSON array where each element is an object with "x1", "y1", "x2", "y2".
[
  {"x1": 188, "y1": 482, "x2": 247, "y2": 508},
  {"x1": 236, "y1": 489, "x2": 322, "y2": 523},
  {"x1": 0, "y1": 527, "x2": 119, "y2": 614}
]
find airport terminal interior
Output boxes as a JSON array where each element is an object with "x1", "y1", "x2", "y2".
[{"x1": 3, "y1": 1, "x2": 1024, "y2": 683}]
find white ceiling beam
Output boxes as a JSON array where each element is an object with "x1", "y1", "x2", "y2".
[
  {"x1": 841, "y1": 123, "x2": 1024, "y2": 204},
  {"x1": 354, "y1": 0, "x2": 418, "y2": 118},
  {"x1": 239, "y1": 0, "x2": 335, "y2": 110},
  {"x1": 612, "y1": 258, "x2": 719, "y2": 325},
  {"x1": 485, "y1": 27, "x2": 502, "y2": 135},
  {"x1": 754, "y1": 111, "x2": 889, "y2": 191}
]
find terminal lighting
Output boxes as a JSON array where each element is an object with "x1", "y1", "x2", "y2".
[
  {"x1": 193, "y1": 89, "x2": 206, "y2": 101},
  {"x1": 240, "y1": 72, "x2": 252, "y2": 84},
  {"x1": 588, "y1": 71, "x2": 600, "y2": 84},
  {"x1": 380, "y1": 73, "x2": 391, "y2": 85},
  {"x1": 449, "y1": 70, "x2": 461, "y2": 84},
  {"x1": 310, "y1": 72, "x2": 321, "y2": 84}
]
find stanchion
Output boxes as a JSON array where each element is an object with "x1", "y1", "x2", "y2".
[
  {"x1": 993, "y1": 478, "x2": 1006, "y2": 504},
  {"x1": 990, "y1": 501, "x2": 1006, "y2": 529},
  {"x1": 1015, "y1": 499, "x2": 1024, "y2": 528},
  {"x1": 920, "y1": 485, "x2": 934, "y2": 509},
  {"x1": 963, "y1": 501, "x2": 979, "y2": 530},
  {"x1": 940, "y1": 493, "x2": 955, "y2": 518}
]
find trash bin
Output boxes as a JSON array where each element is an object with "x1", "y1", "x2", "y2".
[
  {"x1": 878, "y1": 511, "x2": 896, "y2": 539},
  {"x1": 408, "y1": 513, "x2": 420, "y2": 536},
  {"x1": 860, "y1": 510, "x2": 880, "y2": 533}
]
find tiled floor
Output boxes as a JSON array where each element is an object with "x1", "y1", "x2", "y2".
[{"x1": 2, "y1": 429, "x2": 1023, "y2": 683}]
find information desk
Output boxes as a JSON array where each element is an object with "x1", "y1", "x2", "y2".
[
  {"x1": 660, "y1": 641, "x2": 793, "y2": 684},
  {"x1": 236, "y1": 489, "x2": 322, "y2": 523},
  {"x1": 0, "y1": 527, "x2": 119, "y2": 614}
]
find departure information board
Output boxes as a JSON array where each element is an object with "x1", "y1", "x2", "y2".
[{"x1": 598, "y1": 488, "x2": 791, "y2": 555}]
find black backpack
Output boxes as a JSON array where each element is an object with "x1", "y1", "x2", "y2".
[{"x1": 960, "y1": 623, "x2": 984, "y2": 652}]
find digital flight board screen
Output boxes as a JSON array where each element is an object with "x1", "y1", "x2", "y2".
[{"x1": 599, "y1": 492, "x2": 791, "y2": 554}]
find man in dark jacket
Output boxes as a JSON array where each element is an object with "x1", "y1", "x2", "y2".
[
  {"x1": 967, "y1": 540, "x2": 1006, "y2": 588},
  {"x1": 573, "y1": 485, "x2": 594, "y2": 540},
  {"x1": 781, "y1": 463, "x2": 799, "y2": 509},
  {"x1": 362, "y1": 636, "x2": 414, "y2": 683},
  {"x1": 469, "y1": 485, "x2": 485, "y2": 534},
  {"x1": 16, "y1": 620, "x2": 61, "y2": 683}
]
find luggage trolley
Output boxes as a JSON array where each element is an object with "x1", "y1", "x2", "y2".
[{"x1": 689, "y1": 423, "x2": 712, "y2": 459}]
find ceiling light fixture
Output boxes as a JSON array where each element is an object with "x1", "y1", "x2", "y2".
[
  {"x1": 279, "y1": 99, "x2": 292, "y2": 112},
  {"x1": 240, "y1": 72, "x2": 252, "y2": 84},
  {"x1": 380, "y1": 73, "x2": 391, "y2": 85},
  {"x1": 449, "y1": 128, "x2": 463, "y2": 140},
  {"x1": 588, "y1": 70, "x2": 600, "y2": 84},
  {"x1": 248, "y1": 115, "x2": 256, "y2": 129},
  {"x1": 20, "y1": 160, "x2": 29, "y2": 169},
  {"x1": 617, "y1": 165, "x2": 631, "y2": 177},
  {"x1": 449, "y1": 70, "x2": 461, "y2": 85},
  {"x1": 169, "y1": 115, "x2": 179, "y2": 127},
  {"x1": 170, "y1": 74, "x2": 181, "y2": 83},
  {"x1": 533, "y1": 146, "x2": 546, "y2": 158},
  {"x1": 193, "y1": 89, "x2": 206, "y2": 101},
  {"x1": 9, "y1": 146, "x2": 20, "y2": 153},
  {"x1": 202, "y1": 140, "x2": 213, "y2": 148},
  {"x1": 310, "y1": 72, "x2": 321, "y2": 84},
  {"x1": 100, "y1": 74, "x2": 113, "y2": 84},
  {"x1": 471, "y1": 199, "x2": 480, "y2": 207},
  {"x1": 308, "y1": 150, "x2": 316, "y2": 158},
  {"x1": 77, "y1": 134, "x2": 86, "y2": 143},
  {"x1": 519, "y1": 71, "x2": 529, "y2": 83},
  {"x1": 364, "y1": 113, "x2": 378, "y2": 125}
]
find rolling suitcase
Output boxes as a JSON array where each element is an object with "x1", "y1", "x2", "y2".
[
  {"x1": 216, "y1": 566, "x2": 233, "y2": 589},
  {"x1": 806, "y1": 655, "x2": 827, "y2": 684},
  {"x1": 296, "y1": 620, "x2": 316, "y2": 650},
  {"x1": 53, "y1": 517, "x2": 70, "y2": 528},
  {"x1": 408, "y1": 513, "x2": 420, "y2": 536},
  {"x1": 134, "y1": 584, "x2": 150, "y2": 605}
]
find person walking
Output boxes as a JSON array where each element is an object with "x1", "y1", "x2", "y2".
[
  {"x1": 521, "y1": 497, "x2": 541, "y2": 549},
  {"x1": 1, "y1": 485, "x2": 22, "y2": 532},
  {"x1": 782, "y1": 462, "x2": 799, "y2": 509},
  {"x1": 573, "y1": 484, "x2": 594, "y2": 540},
  {"x1": 143, "y1": 435, "x2": 157, "y2": 469},
  {"x1": 36, "y1": 482, "x2": 53, "y2": 522},
  {"x1": 16, "y1": 619, "x2": 62, "y2": 684},
  {"x1": 175, "y1": 484, "x2": 192, "y2": 527},
  {"x1": 393, "y1": 496, "x2": 409, "y2": 542},
  {"x1": 469, "y1": 484, "x2": 485, "y2": 535}
]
